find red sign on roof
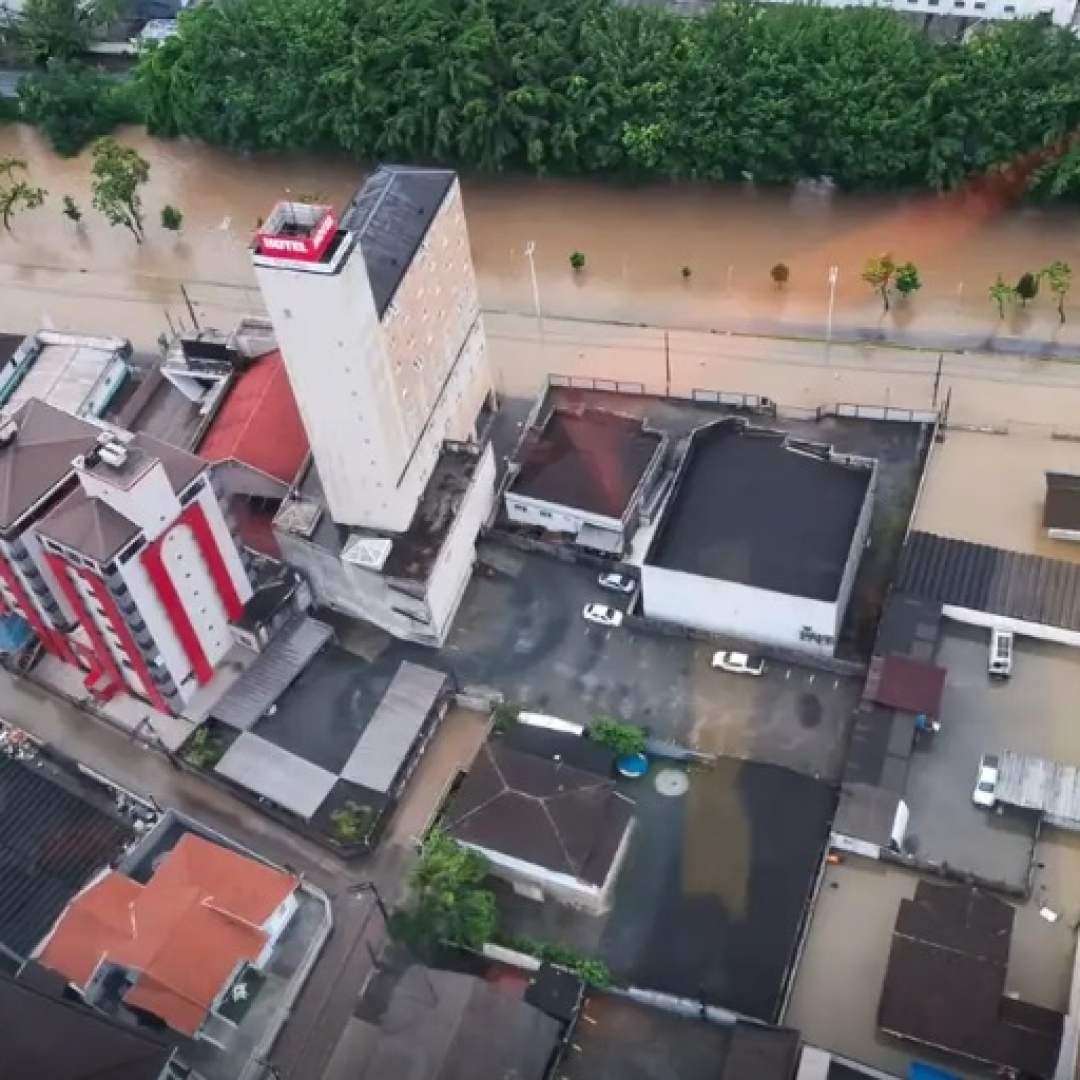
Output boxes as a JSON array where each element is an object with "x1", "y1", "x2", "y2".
[{"x1": 256, "y1": 207, "x2": 338, "y2": 263}]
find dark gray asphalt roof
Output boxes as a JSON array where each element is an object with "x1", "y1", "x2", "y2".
[
  {"x1": 340, "y1": 166, "x2": 455, "y2": 318},
  {"x1": 1043, "y1": 471, "x2": 1080, "y2": 532},
  {"x1": 719, "y1": 1023, "x2": 801, "y2": 1080},
  {"x1": 874, "y1": 593, "x2": 942, "y2": 662},
  {"x1": 879, "y1": 881, "x2": 1063, "y2": 1078},
  {"x1": 0, "y1": 755, "x2": 133, "y2": 962},
  {"x1": 510, "y1": 408, "x2": 663, "y2": 519},
  {"x1": 648, "y1": 420, "x2": 871, "y2": 601},
  {"x1": 0, "y1": 970, "x2": 174, "y2": 1080},
  {"x1": 37, "y1": 486, "x2": 139, "y2": 562},
  {"x1": 444, "y1": 742, "x2": 633, "y2": 886},
  {"x1": 896, "y1": 531, "x2": 1080, "y2": 631}
]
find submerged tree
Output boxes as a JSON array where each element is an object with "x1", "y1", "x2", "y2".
[
  {"x1": 862, "y1": 254, "x2": 897, "y2": 312},
  {"x1": 989, "y1": 273, "x2": 1016, "y2": 320},
  {"x1": 90, "y1": 137, "x2": 150, "y2": 243},
  {"x1": 894, "y1": 261, "x2": 922, "y2": 299},
  {"x1": 160, "y1": 204, "x2": 183, "y2": 231},
  {"x1": 61, "y1": 194, "x2": 81, "y2": 223},
  {"x1": 0, "y1": 158, "x2": 45, "y2": 232},
  {"x1": 1043, "y1": 260, "x2": 1073, "y2": 324},
  {"x1": 770, "y1": 263, "x2": 790, "y2": 289}
]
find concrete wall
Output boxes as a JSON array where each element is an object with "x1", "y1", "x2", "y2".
[
  {"x1": 641, "y1": 563, "x2": 839, "y2": 656},
  {"x1": 504, "y1": 491, "x2": 623, "y2": 539},
  {"x1": 941, "y1": 605, "x2": 1080, "y2": 650},
  {"x1": 832, "y1": 464, "x2": 876, "y2": 643},
  {"x1": 463, "y1": 842, "x2": 608, "y2": 914}
]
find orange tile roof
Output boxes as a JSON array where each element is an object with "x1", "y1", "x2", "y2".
[
  {"x1": 37, "y1": 834, "x2": 298, "y2": 1036},
  {"x1": 198, "y1": 351, "x2": 309, "y2": 485}
]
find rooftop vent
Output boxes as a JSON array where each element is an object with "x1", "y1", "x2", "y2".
[
  {"x1": 97, "y1": 442, "x2": 129, "y2": 469},
  {"x1": 273, "y1": 497, "x2": 323, "y2": 539},
  {"x1": 342, "y1": 535, "x2": 393, "y2": 572}
]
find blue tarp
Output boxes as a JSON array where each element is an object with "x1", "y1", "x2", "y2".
[{"x1": 0, "y1": 614, "x2": 33, "y2": 654}]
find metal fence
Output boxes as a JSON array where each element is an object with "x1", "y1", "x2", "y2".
[
  {"x1": 548, "y1": 374, "x2": 646, "y2": 394},
  {"x1": 835, "y1": 403, "x2": 940, "y2": 425}
]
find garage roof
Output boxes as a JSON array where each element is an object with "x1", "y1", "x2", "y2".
[
  {"x1": 863, "y1": 655, "x2": 947, "y2": 719},
  {"x1": 214, "y1": 734, "x2": 337, "y2": 820}
]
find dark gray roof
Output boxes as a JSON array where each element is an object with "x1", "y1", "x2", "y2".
[
  {"x1": 0, "y1": 754, "x2": 133, "y2": 963},
  {"x1": 37, "y1": 486, "x2": 139, "y2": 562},
  {"x1": 1044, "y1": 471, "x2": 1080, "y2": 532},
  {"x1": 0, "y1": 970, "x2": 174, "y2": 1080},
  {"x1": 648, "y1": 420, "x2": 872, "y2": 601},
  {"x1": 341, "y1": 166, "x2": 455, "y2": 317},
  {"x1": 499, "y1": 725, "x2": 616, "y2": 777},
  {"x1": 0, "y1": 399, "x2": 99, "y2": 531},
  {"x1": 896, "y1": 531, "x2": 1080, "y2": 632},
  {"x1": 349, "y1": 963, "x2": 561, "y2": 1080},
  {"x1": 874, "y1": 593, "x2": 942, "y2": 662},
  {"x1": 719, "y1": 1022, "x2": 801, "y2": 1080},
  {"x1": 510, "y1": 408, "x2": 664, "y2": 519},
  {"x1": 444, "y1": 742, "x2": 634, "y2": 886},
  {"x1": 879, "y1": 881, "x2": 1063, "y2": 1078}
]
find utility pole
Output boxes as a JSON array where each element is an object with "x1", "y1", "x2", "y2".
[
  {"x1": 664, "y1": 331, "x2": 672, "y2": 397},
  {"x1": 827, "y1": 265, "x2": 839, "y2": 348},
  {"x1": 932, "y1": 353, "x2": 944, "y2": 407},
  {"x1": 179, "y1": 283, "x2": 200, "y2": 332},
  {"x1": 524, "y1": 242, "x2": 542, "y2": 333}
]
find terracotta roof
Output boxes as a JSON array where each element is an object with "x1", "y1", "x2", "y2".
[
  {"x1": 38, "y1": 833, "x2": 298, "y2": 1036},
  {"x1": 37, "y1": 486, "x2": 140, "y2": 562},
  {"x1": 0, "y1": 399, "x2": 100, "y2": 530},
  {"x1": 199, "y1": 351, "x2": 308, "y2": 485}
]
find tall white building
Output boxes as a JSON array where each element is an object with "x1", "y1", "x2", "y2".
[{"x1": 254, "y1": 167, "x2": 497, "y2": 646}]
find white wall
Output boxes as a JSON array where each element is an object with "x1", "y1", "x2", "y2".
[
  {"x1": 505, "y1": 492, "x2": 622, "y2": 538},
  {"x1": 78, "y1": 460, "x2": 179, "y2": 541},
  {"x1": 159, "y1": 525, "x2": 231, "y2": 666},
  {"x1": 118, "y1": 551, "x2": 192, "y2": 691},
  {"x1": 256, "y1": 890, "x2": 298, "y2": 967},
  {"x1": 757, "y1": 0, "x2": 1074, "y2": 25},
  {"x1": 829, "y1": 831, "x2": 882, "y2": 860},
  {"x1": 194, "y1": 485, "x2": 254, "y2": 610},
  {"x1": 461, "y1": 842, "x2": 607, "y2": 913},
  {"x1": 940, "y1": 605, "x2": 1080, "y2": 649},
  {"x1": 641, "y1": 564, "x2": 839, "y2": 655}
]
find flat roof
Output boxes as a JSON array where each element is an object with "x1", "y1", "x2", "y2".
[
  {"x1": 896, "y1": 531, "x2": 1080, "y2": 633},
  {"x1": 863, "y1": 654, "x2": 946, "y2": 719},
  {"x1": 510, "y1": 408, "x2": 663, "y2": 519},
  {"x1": 878, "y1": 881, "x2": 1063, "y2": 1077},
  {"x1": 0, "y1": 754, "x2": 133, "y2": 962},
  {"x1": 340, "y1": 661, "x2": 449, "y2": 793},
  {"x1": 6, "y1": 333, "x2": 128, "y2": 419},
  {"x1": 214, "y1": 733, "x2": 338, "y2": 820},
  {"x1": 874, "y1": 594, "x2": 942, "y2": 662},
  {"x1": 996, "y1": 751, "x2": 1080, "y2": 827},
  {"x1": 648, "y1": 421, "x2": 871, "y2": 601}
]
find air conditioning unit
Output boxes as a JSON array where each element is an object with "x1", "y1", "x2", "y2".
[{"x1": 97, "y1": 442, "x2": 129, "y2": 469}]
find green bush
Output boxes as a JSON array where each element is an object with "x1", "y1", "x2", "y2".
[
  {"x1": 183, "y1": 727, "x2": 226, "y2": 769},
  {"x1": 329, "y1": 800, "x2": 374, "y2": 843},
  {"x1": 501, "y1": 936, "x2": 612, "y2": 988},
  {"x1": 588, "y1": 717, "x2": 646, "y2": 757}
]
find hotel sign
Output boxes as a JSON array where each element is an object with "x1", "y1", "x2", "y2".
[{"x1": 257, "y1": 208, "x2": 338, "y2": 262}]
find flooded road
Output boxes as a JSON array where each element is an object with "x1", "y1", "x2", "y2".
[{"x1": 4, "y1": 126, "x2": 1080, "y2": 341}]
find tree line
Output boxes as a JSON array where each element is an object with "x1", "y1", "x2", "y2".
[{"x1": 125, "y1": 0, "x2": 1080, "y2": 199}]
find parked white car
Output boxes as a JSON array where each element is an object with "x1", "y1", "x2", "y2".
[
  {"x1": 583, "y1": 603, "x2": 624, "y2": 628},
  {"x1": 972, "y1": 753, "x2": 1000, "y2": 809},
  {"x1": 598, "y1": 572, "x2": 636, "y2": 594},
  {"x1": 711, "y1": 651, "x2": 766, "y2": 676}
]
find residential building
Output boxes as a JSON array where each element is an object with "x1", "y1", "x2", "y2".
[
  {"x1": 756, "y1": 0, "x2": 1077, "y2": 27},
  {"x1": 640, "y1": 419, "x2": 875, "y2": 656},
  {"x1": 35, "y1": 832, "x2": 299, "y2": 1045},
  {"x1": 443, "y1": 733, "x2": 635, "y2": 914},
  {"x1": 504, "y1": 406, "x2": 666, "y2": 556},
  {"x1": 253, "y1": 165, "x2": 498, "y2": 646},
  {"x1": 0, "y1": 967, "x2": 181, "y2": 1080},
  {"x1": 0, "y1": 752, "x2": 134, "y2": 972},
  {"x1": 0, "y1": 398, "x2": 255, "y2": 715}
]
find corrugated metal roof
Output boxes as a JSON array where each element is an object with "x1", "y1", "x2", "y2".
[
  {"x1": 213, "y1": 616, "x2": 333, "y2": 731},
  {"x1": 896, "y1": 531, "x2": 1080, "y2": 632},
  {"x1": 341, "y1": 662, "x2": 449, "y2": 793},
  {"x1": 0, "y1": 755, "x2": 133, "y2": 961},
  {"x1": 214, "y1": 734, "x2": 337, "y2": 820},
  {"x1": 996, "y1": 751, "x2": 1080, "y2": 828}
]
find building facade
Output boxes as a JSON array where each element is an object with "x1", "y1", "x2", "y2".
[
  {"x1": 757, "y1": 0, "x2": 1077, "y2": 24},
  {"x1": 0, "y1": 399, "x2": 254, "y2": 714},
  {"x1": 254, "y1": 166, "x2": 498, "y2": 645}
]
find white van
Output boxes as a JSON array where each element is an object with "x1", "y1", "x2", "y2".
[{"x1": 989, "y1": 627, "x2": 1013, "y2": 680}]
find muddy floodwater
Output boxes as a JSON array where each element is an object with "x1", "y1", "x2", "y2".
[{"x1": 3, "y1": 125, "x2": 1080, "y2": 341}]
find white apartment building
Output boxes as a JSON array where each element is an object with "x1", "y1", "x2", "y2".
[
  {"x1": 759, "y1": 0, "x2": 1075, "y2": 25},
  {"x1": 254, "y1": 167, "x2": 497, "y2": 646}
]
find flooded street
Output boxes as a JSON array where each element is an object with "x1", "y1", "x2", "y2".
[{"x1": 4, "y1": 126, "x2": 1080, "y2": 340}]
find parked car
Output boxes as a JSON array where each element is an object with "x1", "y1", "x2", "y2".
[
  {"x1": 711, "y1": 651, "x2": 766, "y2": 676},
  {"x1": 598, "y1": 572, "x2": 635, "y2": 594},
  {"x1": 972, "y1": 753, "x2": 1000, "y2": 809},
  {"x1": 583, "y1": 603, "x2": 624, "y2": 628}
]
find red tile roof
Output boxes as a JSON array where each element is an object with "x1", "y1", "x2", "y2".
[
  {"x1": 37, "y1": 833, "x2": 298, "y2": 1036},
  {"x1": 864, "y1": 654, "x2": 948, "y2": 719},
  {"x1": 199, "y1": 351, "x2": 308, "y2": 485}
]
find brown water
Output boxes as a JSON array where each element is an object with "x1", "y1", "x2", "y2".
[{"x1": 3, "y1": 125, "x2": 1080, "y2": 342}]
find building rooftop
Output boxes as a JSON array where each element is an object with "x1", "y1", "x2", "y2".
[
  {"x1": 37, "y1": 832, "x2": 298, "y2": 1036},
  {"x1": 37, "y1": 485, "x2": 140, "y2": 562},
  {"x1": 326, "y1": 959, "x2": 561, "y2": 1080},
  {"x1": 874, "y1": 593, "x2": 943, "y2": 663},
  {"x1": 878, "y1": 881, "x2": 1063, "y2": 1078},
  {"x1": 0, "y1": 399, "x2": 100, "y2": 531},
  {"x1": 509, "y1": 407, "x2": 663, "y2": 520},
  {"x1": 197, "y1": 349, "x2": 309, "y2": 485},
  {"x1": 863, "y1": 654, "x2": 947, "y2": 719},
  {"x1": 896, "y1": 531, "x2": 1080, "y2": 633},
  {"x1": 647, "y1": 421, "x2": 872, "y2": 601},
  {"x1": 0, "y1": 969, "x2": 174, "y2": 1080},
  {"x1": 1044, "y1": 471, "x2": 1080, "y2": 533},
  {"x1": 444, "y1": 739, "x2": 634, "y2": 886},
  {"x1": 78, "y1": 431, "x2": 204, "y2": 494},
  {"x1": 340, "y1": 165, "x2": 456, "y2": 318},
  {"x1": 0, "y1": 753, "x2": 133, "y2": 964}
]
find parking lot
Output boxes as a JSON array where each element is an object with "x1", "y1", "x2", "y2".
[
  {"x1": 903, "y1": 624, "x2": 1080, "y2": 887},
  {"x1": 441, "y1": 547, "x2": 862, "y2": 781}
]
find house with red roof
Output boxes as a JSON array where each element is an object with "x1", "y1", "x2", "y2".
[{"x1": 34, "y1": 832, "x2": 299, "y2": 1045}]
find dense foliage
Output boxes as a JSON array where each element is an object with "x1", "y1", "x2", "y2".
[{"x1": 132, "y1": 0, "x2": 1080, "y2": 197}]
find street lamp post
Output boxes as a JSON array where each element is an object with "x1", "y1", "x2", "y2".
[
  {"x1": 524, "y1": 241, "x2": 542, "y2": 332},
  {"x1": 827, "y1": 265, "x2": 840, "y2": 345}
]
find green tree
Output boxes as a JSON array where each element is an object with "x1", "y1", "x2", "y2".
[
  {"x1": 90, "y1": 137, "x2": 150, "y2": 243},
  {"x1": 570, "y1": 251, "x2": 586, "y2": 271},
  {"x1": 862, "y1": 254, "x2": 897, "y2": 312},
  {"x1": 1044, "y1": 260, "x2": 1073, "y2": 324},
  {"x1": 1016, "y1": 271, "x2": 1040, "y2": 307},
  {"x1": 0, "y1": 159, "x2": 45, "y2": 232},
  {"x1": 160, "y1": 204, "x2": 183, "y2": 231},
  {"x1": 61, "y1": 194, "x2": 81, "y2": 223},
  {"x1": 589, "y1": 717, "x2": 647, "y2": 756},
  {"x1": 2, "y1": 0, "x2": 120, "y2": 65},
  {"x1": 894, "y1": 261, "x2": 921, "y2": 299},
  {"x1": 989, "y1": 273, "x2": 1016, "y2": 320},
  {"x1": 393, "y1": 829, "x2": 496, "y2": 955}
]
